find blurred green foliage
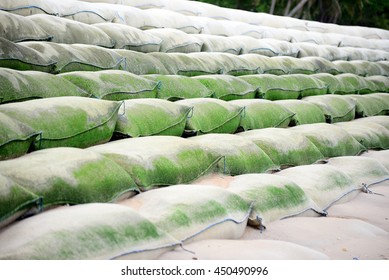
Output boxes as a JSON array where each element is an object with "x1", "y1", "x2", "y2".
[{"x1": 195, "y1": 0, "x2": 389, "y2": 30}]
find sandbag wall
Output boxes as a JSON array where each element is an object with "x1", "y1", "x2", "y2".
[{"x1": 0, "y1": 0, "x2": 389, "y2": 260}]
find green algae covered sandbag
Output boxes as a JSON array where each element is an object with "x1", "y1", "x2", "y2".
[
  {"x1": 114, "y1": 50, "x2": 168, "y2": 75},
  {"x1": 311, "y1": 73, "x2": 358, "y2": 95},
  {"x1": 229, "y1": 99, "x2": 294, "y2": 130},
  {"x1": 93, "y1": 22, "x2": 161, "y2": 52},
  {"x1": 0, "y1": 68, "x2": 89, "y2": 104},
  {"x1": 120, "y1": 184, "x2": 251, "y2": 243},
  {"x1": 142, "y1": 75, "x2": 213, "y2": 101},
  {"x1": 0, "y1": 38, "x2": 56, "y2": 72},
  {"x1": 239, "y1": 74, "x2": 327, "y2": 100},
  {"x1": 0, "y1": 148, "x2": 138, "y2": 210},
  {"x1": 59, "y1": 70, "x2": 159, "y2": 100},
  {"x1": 193, "y1": 75, "x2": 257, "y2": 101},
  {"x1": 28, "y1": 14, "x2": 115, "y2": 47},
  {"x1": 88, "y1": 136, "x2": 222, "y2": 191},
  {"x1": 0, "y1": 113, "x2": 40, "y2": 160},
  {"x1": 349, "y1": 94, "x2": 389, "y2": 117},
  {"x1": 0, "y1": 174, "x2": 41, "y2": 230},
  {"x1": 276, "y1": 164, "x2": 359, "y2": 210},
  {"x1": 335, "y1": 74, "x2": 378, "y2": 94},
  {"x1": 302, "y1": 95, "x2": 357, "y2": 123},
  {"x1": 274, "y1": 100, "x2": 326, "y2": 126},
  {"x1": 0, "y1": 203, "x2": 179, "y2": 260},
  {"x1": 227, "y1": 174, "x2": 325, "y2": 228},
  {"x1": 289, "y1": 123, "x2": 366, "y2": 158},
  {"x1": 299, "y1": 57, "x2": 341, "y2": 75},
  {"x1": 191, "y1": 133, "x2": 278, "y2": 175},
  {"x1": 267, "y1": 56, "x2": 319, "y2": 75},
  {"x1": 0, "y1": 97, "x2": 121, "y2": 150},
  {"x1": 0, "y1": 10, "x2": 52, "y2": 42},
  {"x1": 237, "y1": 128, "x2": 325, "y2": 168},
  {"x1": 326, "y1": 156, "x2": 389, "y2": 188},
  {"x1": 20, "y1": 41, "x2": 125, "y2": 73},
  {"x1": 365, "y1": 76, "x2": 389, "y2": 92},
  {"x1": 176, "y1": 98, "x2": 244, "y2": 135},
  {"x1": 115, "y1": 99, "x2": 192, "y2": 137},
  {"x1": 334, "y1": 121, "x2": 389, "y2": 149}
]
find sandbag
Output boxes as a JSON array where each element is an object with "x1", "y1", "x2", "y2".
[
  {"x1": 334, "y1": 121, "x2": 389, "y2": 149},
  {"x1": 0, "y1": 10, "x2": 52, "y2": 42},
  {"x1": 0, "y1": 174, "x2": 41, "y2": 230},
  {"x1": 115, "y1": 99, "x2": 192, "y2": 137},
  {"x1": 229, "y1": 99, "x2": 294, "y2": 130},
  {"x1": 0, "y1": 97, "x2": 121, "y2": 150},
  {"x1": 274, "y1": 100, "x2": 326, "y2": 126},
  {"x1": 144, "y1": 28, "x2": 203, "y2": 53},
  {"x1": 227, "y1": 174, "x2": 324, "y2": 228},
  {"x1": 59, "y1": 70, "x2": 159, "y2": 100},
  {"x1": 176, "y1": 98, "x2": 243, "y2": 135},
  {"x1": 237, "y1": 128, "x2": 325, "y2": 167},
  {"x1": 0, "y1": 68, "x2": 89, "y2": 104},
  {"x1": 142, "y1": 75, "x2": 213, "y2": 100},
  {"x1": 299, "y1": 57, "x2": 341, "y2": 75},
  {"x1": 295, "y1": 42, "x2": 349, "y2": 61},
  {"x1": 193, "y1": 34, "x2": 242, "y2": 55},
  {"x1": 342, "y1": 61, "x2": 388, "y2": 77},
  {"x1": 302, "y1": 95, "x2": 357, "y2": 123},
  {"x1": 0, "y1": 148, "x2": 138, "y2": 210},
  {"x1": 334, "y1": 73, "x2": 379, "y2": 94},
  {"x1": 361, "y1": 150, "x2": 389, "y2": 171},
  {"x1": 326, "y1": 156, "x2": 389, "y2": 188},
  {"x1": 349, "y1": 94, "x2": 389, "y2": 117},
  {"x1": 193, "y1": 75, "x2": 257, "y2": 101},
  {"x1": 28, "y1": 14, "x2": 114, "y2": 47},
  {"x1": 0, "y1": 203, "x2": 179, "y2": 260},
  {"x1": 191, "y1": 134, "x2": 278, "y2": 175},
  {"x1": 0, "y1": 113, "x2": 40, "y2": 160},
  {"x1": 20, "y1": 41, "x2": 126, "y2": 73},
  {"x1": 267, "y1": 56, "x2": 318, "y2": 75},
  {"x1": 115, "y1": 50, "x2": 168, "y2": 75},
  {"x1": 0, "y1": 38, "x2": 56, "y2": 72},
  {"x1": 365, "y1": 76, "x2": 389, "y2": 93},
  {"x1": 353, "y1": 115, "x2": 389, "y2": 130},
  {"x1": 119, "y1": 184, "x2": 251, "y2": 243},
  {"x1": 237, "y1": 37, "x2": 299, "y2": 57},
  {"x1": 88, "y1": 136, "x2": 222, "y2": 190},
  {"x1": 289, "y1": 123, "x2": 366, "y2": 158},
  {"x1": 239, "y1": 54, "x2": 286, "y2": 75},
  {"x1": 276, "y1": 164, "x2": 359, "y2": 210},
  {"x1": 311, "y1": 73, "x2": 359, "y2": 95},
  {"x1": 93, "y1": 22, "x2": 161, "y2": 52},
  {"x1": 239, "y1": 74, "x2": 327, "y2": 100}
]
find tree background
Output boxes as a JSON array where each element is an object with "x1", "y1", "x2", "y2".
[{"x1": 194, "y1": 0, "x2": 389, "y2": 30}]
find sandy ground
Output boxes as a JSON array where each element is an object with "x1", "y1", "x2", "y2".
[{"x1": 158, "y1": 176, "x2": 389, "y2": 260}]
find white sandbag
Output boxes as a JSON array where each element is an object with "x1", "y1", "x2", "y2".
[
  {"x1": 295, "y1": 42, "x2": 349, "y2": 61},
  {"x1": 193, "y1": 34, "x2": 243, "y2": 55},
  {"x1": 0, "y1": 10, "x2": 52, "y2": 42},
  {"x1": 237, "y1": 128, "x2": 325, "y2": 168},
  {"x1": 144, "y1": 28, "x2": 203, "y2": 53},
  {"x1": 326, "y1": 156, "x2": 389, "y2": 188},
  {"x1": 28, "y1": 14, "x2": 115, "y2": 47},
  {"x1": 0, "y1": 203, "x2": 179, "y2": 259},
  {"x1": 93, "y1": 22, "x2": 161, "y2": 52},
  {"x1": 88, "y1": 136, "x2": 222, "y2": 190},
  {"x1": 0, "y1": 147, "x2": 138, "y2": 209},
  {"x1": 299, "y1": 57, "x2": 341, "y2": 75},
  {"x1": 20, "y1": 41, "x2": 126, "y2": 73},
  {"x1": 227, "y1": 174, "x2": 325, "y2": 228},
  {"x1": 353, "y1": 116, "x2": 389, "y2": 130},
  {"x1": 119, "y1": 184, "x2": 252, "y2": 243},
  {"x1": 237, "y1": 37, "x2": 299, "y2": 57},
  {"x1": 361, "y1": 150, "x2": 389, "y2": 171},
  {"x1": 0, "y1": 38, "x2": 56, "y2": 73},
  {"x1": 276, "y1": 164, "x2": 359, "y2": 210},
  {"x1": 115, "y1": 50, "x2": 168, "y2": 75},
  {"x1": 289, "y1": 123, "x2": 367, "y2": 158},
  {"x1": 191, "y1": 133, "x2": 278, "y2": 175}
]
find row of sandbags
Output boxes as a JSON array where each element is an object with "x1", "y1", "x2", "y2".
[
  {"x1": 2, "y1": 9, "x2": 389, "y2": 59},
  {"x1": 0, "y1": 145, "x2": 388, "y2": 259},
  {"x1": 0, "y1": 112, "x2": 389, "y2": 220},
  {"x1": 2, "y1": 67, "x2": 389, "y2": 104},
  {"x1": 2, "y1": 0, "x2": 389, "y2": 46},
  {"x1": 1, "y1": 39, "x2": 389, "y2": 76},
  {"x1": 91, "y1": 0, "x2": 389, "y2": 40}
]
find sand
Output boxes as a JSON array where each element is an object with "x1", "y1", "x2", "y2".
[{"x1": 158, "y1": 176, "x2": 389, "y2": 260}]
